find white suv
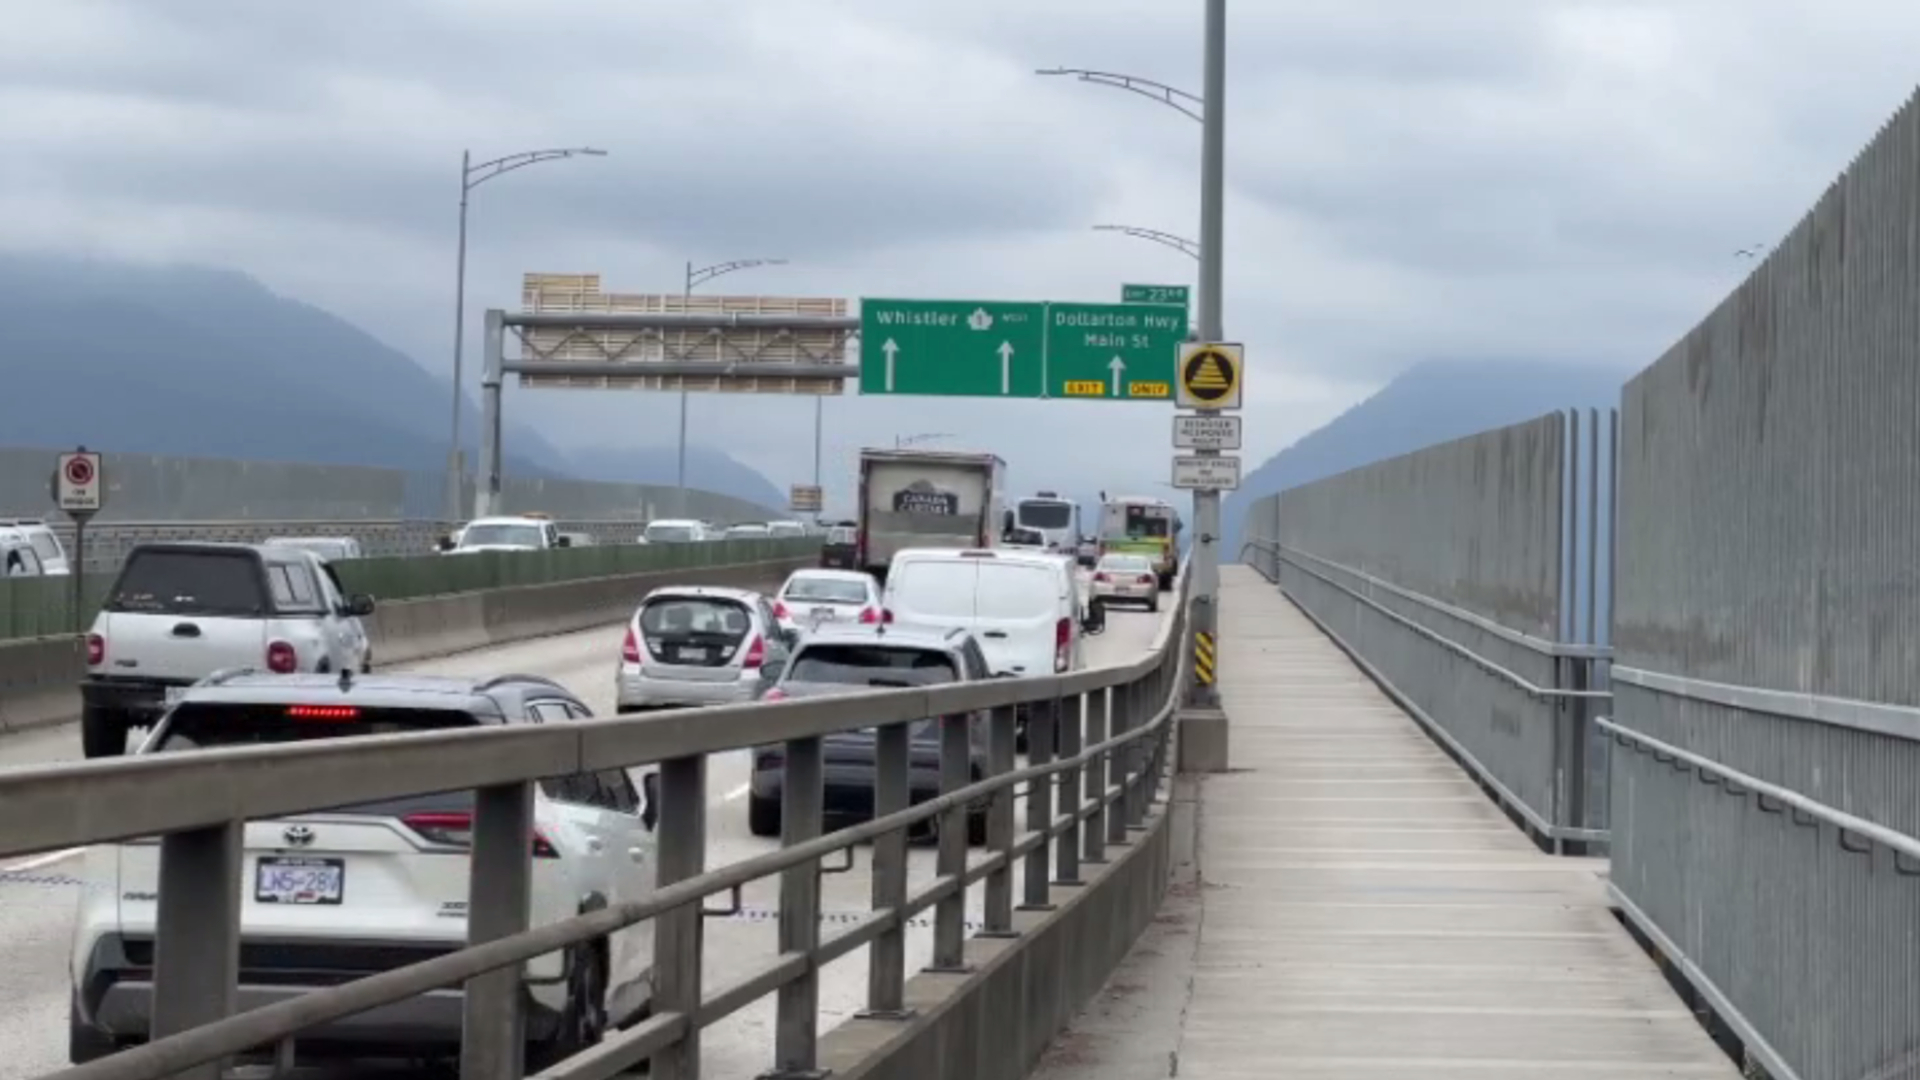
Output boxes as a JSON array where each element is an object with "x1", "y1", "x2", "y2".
[
  {"x1": 0, "y1": 519, "x2": 70, "y2": 574},
  {"x1": 68, "y1": 672, "x2": 658, "y2": 1070}
]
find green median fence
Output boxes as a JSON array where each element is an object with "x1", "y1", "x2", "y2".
[{"x1": 0, "y1": 537, "x2": 821, "y2": 642}]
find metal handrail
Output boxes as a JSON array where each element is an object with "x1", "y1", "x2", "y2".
[{"x1": 22, "y1": 565, "x2": 1193, "y2": 1080}]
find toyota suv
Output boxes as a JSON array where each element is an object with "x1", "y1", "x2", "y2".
[
  {"x1": 68, "y1": 671, "x2": 658, "y2": 1070},
  {"x1": 80, "y1": 543, "x2": 376, "y2": 758}
]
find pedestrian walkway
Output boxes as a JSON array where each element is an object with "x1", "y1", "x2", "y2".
[{"x1": 1031, "y1": 565, "x2": 1740, "y2": 1079}]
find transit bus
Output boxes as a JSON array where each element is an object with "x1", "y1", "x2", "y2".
[
  {"x1": 1010, "y1": 491, "x2": 1080, "y2": 553},
  {"x1": 1096, "y1": 494, "x2": 1182, "y2": 590}
]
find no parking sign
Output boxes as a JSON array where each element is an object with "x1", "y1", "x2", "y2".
[{"x1": 54, "y1": 447, "x2": 103, "y2": 517}]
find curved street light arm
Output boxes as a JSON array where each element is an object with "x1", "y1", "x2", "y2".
[
  {"x1": 1093, "y1": 224, "x2": 1201, "y2": 261},
  {"x1": 689, "y1": 258, "x2": 789, "y2": 290},
  {"x1": 465, "y1": 147, "x2": 608, "y2": 190},
  {"x1": 1036, "y1": 67, "x2": 1204, "y2": 123}
]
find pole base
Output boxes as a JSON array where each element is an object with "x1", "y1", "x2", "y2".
[
  {"x1": 1177, "y1": 707, "x2": 1231, "y2": 773},
  {"x1": 1051, "y1": 876, "x2": 1085, "y2": 888},
  {"x1": 1015, "y1": 902, "x2": 1057, "y2": 913},
  {"x1": 852, "y1": 1007, "x2": 917, "y2": 1022},
  {"x1": 756, "y1": 1071, "x2": 831, "y2": 1080},
  {"x1": 922, "y1": 962, "x2": 976, "y2": 975},
  {"x1": 976, "y1": 929, "x2": 1022, "y2": 939}
]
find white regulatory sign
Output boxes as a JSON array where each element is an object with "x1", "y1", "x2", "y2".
[
  {"x1": 1173, "y1": 414, "x2": 1242, "y2": 450},
  {"x1": 55, "y1": 450, "x2": 104, "y2": 514},
  {"x1": 1171, "y1": 454, "x2": 1241, "y2": 491}
]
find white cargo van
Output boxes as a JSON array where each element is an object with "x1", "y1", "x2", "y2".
[{"x1": 881, "y1": 548, "x2": 1097, "y2": 679}]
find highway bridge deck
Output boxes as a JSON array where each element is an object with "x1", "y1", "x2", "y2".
[{"x1": 1035, "y1": 565, "x2": 1740, "y2": 1080}]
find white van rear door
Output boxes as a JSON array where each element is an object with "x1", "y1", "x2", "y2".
[
  {"x1": 884, "y1": 558, "x2": 979, "y2": 626},
  {"x1": 969, "y1": 562, "x2": 1066, "y2": 676}
]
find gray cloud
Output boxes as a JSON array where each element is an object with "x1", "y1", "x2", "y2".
[{"x1": 2, "y1": 0, "x2": 1916, "y2": 513}]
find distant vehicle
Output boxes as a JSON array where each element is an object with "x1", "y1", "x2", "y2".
[
  {"x1": 1000, "y1": 525, "x2": 1048, "y2": 551},
  {"x1": 0, "y1": 519, "x2": 70, "y2": 575},
  {"x1": 856, "y1": 448, "x2": 1006, "y2": 581},
  {"x1": 439, "y1": 516, "x2": 569, "y2": 554},
  {"x1": 79, "y1": 543, "x2": 376, "y2": 758},
  {"x1": 640, "y1": 519, "x2": 713, "y2": 544},
  {"x1": 1010, "y1": 492, "x2": 1080, "y2": 555},
  {"x1": 724, "y1": 523, "x2": 772, "y2": 541},
  {"x1": 1091, "y1": 552, "x2": 1160, "y2": 612},
  {"x1": 750, "y1": 622, "x2": 991, "y2": 844},
  {"x1": 262, "y1": 536, "x2": 364, "y2": 563},
  {"x1": 0, "y1": 527, "x2": 48, "y2": 578},
  {"x1": 68, "y1": 671, "x2": 658, "y2": 1069},
  {"x1": 1075, "y1": 534, "x2": 1100, "y2": 568},
  {"x1": 1097, "y1": 494, "x2": 1182, "y2": 590},
  {"x1": 771, "y1": 568, "x2": 882, "y2": 634},
  {"x1": 819, "y1": 524, "x2": 858, "y2": 569},
  {"x1": 767, "y1": 520, "x2": 808, "y2": 539},
  {"x1": 615, "y1": 585, "x2": 794, "y2": 711}
]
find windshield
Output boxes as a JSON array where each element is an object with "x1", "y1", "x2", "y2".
[
  {"x1": 27, "y1": 532, "x2": 61, "y2": 561},
  {"x1": 640, "y1": 596, "x2": 751, "y2": 636},
  {"x1": 784, "y1": 576, "x2": 871, "y2": 604},
  {"x1": 787, "y1": 644, "x2": 958, "y2": 687},
  {"x1": 459, "y1": 523, "x2": 544, "y2": 548},
  {"x1": 1018, "y1": 501, "x2": 1074, "y2": 530},
  {"x1": 645, "y1": 524, "x2": 696, "y2": 543},
  {"x1": 1123, "y1": 505, "x2": 1172, "y2": 538},
  {"x1": 108, "y1": 550, "x2": 264, "y2": 616},
  {"x1": 1099, "y1": 556, "x2": 1154, "y2": 574}
]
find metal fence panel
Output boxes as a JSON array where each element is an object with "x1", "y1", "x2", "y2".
[{"x1": 1610, "y1": 88, "x2": 1920, "y2": 1080}]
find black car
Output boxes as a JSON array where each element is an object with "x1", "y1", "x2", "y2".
[{"x1": 747, "y1": 623, "x2": 992, "y2": 844}]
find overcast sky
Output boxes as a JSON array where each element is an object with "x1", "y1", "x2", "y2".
[{"x1": 2, "y1": 0, "x2": 1914, "y2": 512}]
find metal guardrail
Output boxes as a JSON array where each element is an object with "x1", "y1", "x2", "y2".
[
  {"x1": 5, "y1": 567, "x2": 1191, "y2": 1080},
  {"x1": 1240, "y1": 538, "x2": 1610, "y2": 850}
]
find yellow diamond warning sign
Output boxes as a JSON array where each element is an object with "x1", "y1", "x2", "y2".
[{"x1": 1176, "y1": 342, "x2": 1243, "y2": 410}]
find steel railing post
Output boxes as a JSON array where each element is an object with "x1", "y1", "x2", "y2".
[
  {"x1": 151, "y1": 821, "x2": 243, "y2": 1080},
  {"x1": 1054, "y1": 692, "x2": 1085, "y2": 886},
  {"x1": 1020, "y1": 695, "x2": 1057, "y2": 911},
  {"x1": 1108, "y1": 685, "x2": 1134, "y2": 847},
  {"x1": 651, "y1": 755, "x2": 707, "y2": 1080},
  {"x1": 771, "y1": 736, "x2": 826, "y2": 1076},
  {"x1": 1125, "y1": 681, "x2": 1150, "y2": 830},
  {"x1": 983, "y1": 703, "x2": 1020, "y2": 934},
  {"x1": 461, "y1": 782, "x2": 536, "y2": 1080},
  {"x1": 861, "y1": 721, "x2": 914, "y2": 1018},
  {"x1": 928, "y1": 712, "x2": 973, "y2": 972},
  {"x1": 1083, "y1": 688, "x2": 1110, "y2": 865}
]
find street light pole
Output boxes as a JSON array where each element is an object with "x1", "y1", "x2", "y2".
[
  {"x1": 676, "y1": 257, "x2": 788, "y2": 518},
  {"x1": 447, "y1": 145, "x2": 608, "y2": 522},
  {"x1": 1092, "y1": 224, "x2": 1201, "y2": 261}
]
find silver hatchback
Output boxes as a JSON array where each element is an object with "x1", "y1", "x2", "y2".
[{"x1": 615, "y1": 586, "x2": 794, "y2": 711}]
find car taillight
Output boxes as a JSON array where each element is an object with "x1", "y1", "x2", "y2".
[
  {"x1": 266, "y1": 640, "x2": 297, "y2": 674},
  {"x1": 621, "y1": 625, "x2": 643, "y2": 664},
  {"x1": 85, "y1": 633, "x2": 104, "y2": 665},
  {"x1": 403, "y1": 812, "x2": 558, "y2": 858},
  {"x1": 742, "y1": 634, "x2": 766, "y2": 669},
  {"x1": 1137, "y1": 574, "x2": 1155, "y2": 585},
  {"x1": 881, "y1": 608, "x2": 895, "y2": 624},
  {"x1": 763, "y1": 687, "x2": 787, "y2": 702},
  {"x1": 1093, "y1": 572, "x2": 1109, "y2": 583},
  {"x1": 1055, "y1": 617, "x2": 1072, "y2": 671},
  {"x1": 772, "y1": 601, "x2": 789, "y2": 620},
  {"x1": 287, "y1": 705, "x2": 359, "y2": 721}
]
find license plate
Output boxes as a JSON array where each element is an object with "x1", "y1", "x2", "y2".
[
  {"x1": 810, "y1": 607, "x2": 835, "y2": 622},
  {"x1": 679, "y1": 647, "x2": 709, "y2": 662},
  {"x1": 255, "y1": 857, "x2": 344, "y2": 905}
]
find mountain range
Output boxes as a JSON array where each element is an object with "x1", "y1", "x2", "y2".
[{"x1": 0, "y1": 255, "x2": 786, "y2": 510}]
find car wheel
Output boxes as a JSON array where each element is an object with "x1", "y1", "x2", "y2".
[
  {"x1": 80, "y1": 705, "x2": 132, "y2": 759},
  {"x1": 1148, "y1": 597, "x2": 1160, "y2": 613},
  {"x1": 69, "y1": 1000, "x2": 119, "y2": 1064},
  {"x1": 528, "y1": 943, "x2": 608, "y2": 1071},
  {"x1": 748, "y1": 792, "x2": 782, "y2": 838}
]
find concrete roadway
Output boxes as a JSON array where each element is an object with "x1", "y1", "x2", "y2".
[{"x1": 0, "y1": 596, "x2": 1170, "y2": 1079}]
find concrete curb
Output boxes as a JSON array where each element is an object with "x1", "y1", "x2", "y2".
[{"x1": 0, "y1": 557, "x2": 811, "y2": 736}]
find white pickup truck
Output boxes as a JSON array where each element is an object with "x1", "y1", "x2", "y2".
[{"x1": 79, "y1": 542, "x2": 376, "y2": 758}]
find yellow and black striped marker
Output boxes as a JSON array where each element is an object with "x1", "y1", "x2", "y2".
[{"x1": 1194, "y1": 631, "x2": 1216, "y2": 686}]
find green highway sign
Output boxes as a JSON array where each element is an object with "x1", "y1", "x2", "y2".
[
  {"x1": 860, "y1": 298, "x2": 1186, "y2": 403},
  {"x1": 1122, "y1": 283, "x2": 1190, "y2": 308}
]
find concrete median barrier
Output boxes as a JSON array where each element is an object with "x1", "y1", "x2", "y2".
[{"x1": 0, "y1": 556, "x2": 811, "y2": 735}]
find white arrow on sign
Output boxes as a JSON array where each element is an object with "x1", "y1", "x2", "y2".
[
  {"x1": 1108, "y1": 356, "x2": 1127, "y2": 396},
  {"x1": 999, "y1": 341, "x2": 1015, "y2": 394},
  {"x1": 882, "y1": 339, "x2": 900, "y2": 391}
]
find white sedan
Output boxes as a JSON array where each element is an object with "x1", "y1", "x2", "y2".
[
  {"x1": 1090, "y1": 553, "x2": 1160, "y2": 611},
  {"x1": 772, "y1": 568, "x2": 883, "y2": 633}
]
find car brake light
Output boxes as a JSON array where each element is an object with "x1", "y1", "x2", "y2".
[
  {"x1": 621, "y1": 626, "x2": 643, "y2": 664},
  {"x1": 1093, "y1": 572, "x2": 1109, "y2": 583},
  {"x1": 287, "y1": 705, "x2": 359, "y2": 721},
  {"x1": 772, "y1": 600, "x2": 789, "y2": 620},
  {"x1": 742, "y1": 634, "x2": 767, "y2": 669},
  {"x1": 858, "y1": 606, "x2": 879, "y2": 624},
  {"x1": 763, "y1": 687, "x2": 787, "y2": 702},
  {"x1": 85, "y1": 633, "x2": 104, "y2": 665},
  {"x1": 266, "y1": 640, "x2": 297, "y2": 673},
  {"x1": 1137, "y1": 574, "x2": 1155, "y2": 585},
  {"x1": 1055, "y1": 617, "x2": 1072, "y2": 672},
  {"x1": 402, "y1": 811, "x2": 559, "y2": 858},
  {"x1": 882, "y1": 608, "x2": 895, "y2": 624}
]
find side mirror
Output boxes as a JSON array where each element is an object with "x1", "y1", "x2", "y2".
[
  {"x1": 640, "y1": 772, "x2": 659, "y2": 832},
  {"x1": 345, "y1": 594, "x2": 377, "y2": 618}
]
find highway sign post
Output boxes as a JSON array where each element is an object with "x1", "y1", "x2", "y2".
[
  {"x1": 1171, "y1": 454, "x2": 1241, "y2": 490},
  {"x1": 859, "y1": 298, "x2": 1185, "y2": 402},
  {"x1": 1173, "y1": 415, "x2": 1241, "y2": 450},
  {"x1": 1122, "y1": 283, "x2": 1190, "y2": 308},
  {"x1": 49, "y1": 446, "x2": 103, "y2": 634}
]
